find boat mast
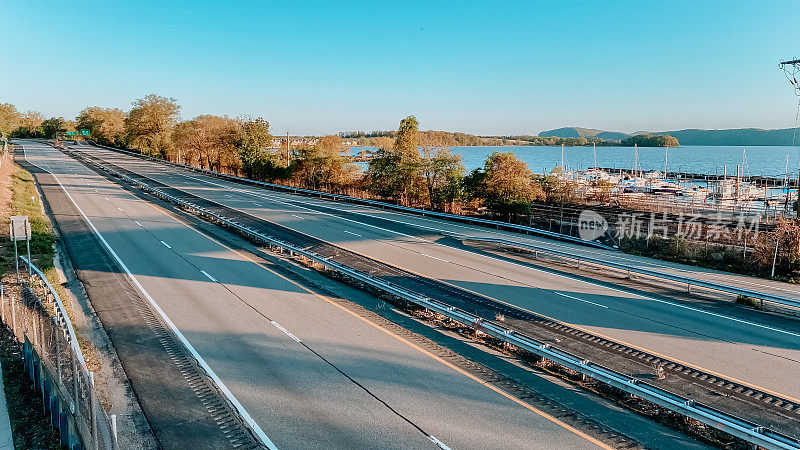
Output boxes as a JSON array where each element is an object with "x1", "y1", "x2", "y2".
[
  {"x1": 593, "y1": 142, "x2": 597, "y2": 169},
  {"x1": 785, "y1": 153, "x2": 790, "y2": 211}
]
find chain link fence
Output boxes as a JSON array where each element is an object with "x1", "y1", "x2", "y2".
[{"x1": 0, "y1": 257, "x2": 118, "y2": 450}]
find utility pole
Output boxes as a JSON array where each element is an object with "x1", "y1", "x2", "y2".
[{"x1": 286, "y1": 132, "x2": 290, "y2": 166}]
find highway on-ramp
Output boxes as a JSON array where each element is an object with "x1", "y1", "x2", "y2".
[{"x1": 19, "y1": 141, "x2": 617, "y2": 449}]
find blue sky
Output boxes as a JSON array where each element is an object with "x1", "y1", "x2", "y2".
[{"x1": 2, "y1": 1, "x2": 799, "y2": 135}]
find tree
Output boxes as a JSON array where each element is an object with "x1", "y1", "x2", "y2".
[
  {"x1": 77, "y1": 107, "x2": 126, "y2": 146},
  {"x1": 173, "y1": 115, "x2": 240, "y2": 171},
  {"x1": 12, "y1": 111, "x2": 45, "y2": 138},
  {"x1": 293, "y1": 135, "x2": 357, "y2": 191},
  {"x1": 124, "y1": 94, "x2": 181, "y2": 158},
  {"x1": 236, "y1": 117, "x2": 285, "y2": 181},
  {"x1": 420, "y1": 132, "x2": 464, "y2": 211},
  {"x1": 41, "y1": 117, "x2": 66, "y2": 139},
  {"x1": 394, "y1": 115, "x2": 420, "y2": 158},
  {"x1": 366, "y1": 116, "x2": 425, "y2": 205},
  {"x1": 540, "y1": 167, "x2": 581, "y2": 204},
  {"x1": 0, "y1": 103, "x2": 19, "y2": 139},
  {"x1": 463, "y1": 167, "x2": 487, "y2": 203},
  {"x1": 365, "y1": 145, "x2": 401, "y2": 198},
  {"x1": 620, "y1": 133, "x2": 679, "y2": 147},
  {"x1": 481, "y1": 151, "x2": 543, "y2": 216}
]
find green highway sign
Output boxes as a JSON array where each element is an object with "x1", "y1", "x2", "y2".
[
  {"x1": 80, "y1": 129, "x2": 90, "y2": 136},
  {"x1": 65, "y1": 131, "x2": 78, "y2": 136}
]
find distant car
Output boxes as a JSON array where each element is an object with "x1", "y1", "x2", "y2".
[{"x1": 72, "y1": 141, "x2": 79, "y2": 145}]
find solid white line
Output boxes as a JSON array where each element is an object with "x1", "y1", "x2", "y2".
[
  {"x1": 180, "y1": 174, "x2": 423, "y2": 240},
  {"x1": 22, "y1": 145, "x2": 279, "y2": 450},
  {"x1": 118, "y1": 154, "x2": 800, "y2": 339},
  {"x1": 429, "y1": 435, "x2": 453, "y2": 450},
  {"x1": 201, "y1": 270, "x2": 217, "y2": 282},
  {"x1": 160, "y1": 240, "x2": 171, "y2": 249},
  {"x1": 554, "y1": 292, "x2": 609, "y2": 309},
  {"x1": 421, "y1": 253, "x2": 449, "y2": 263},
  {"x1": 197, "y1": 175, "x2": 800, "y2": 338},
  {"x1": 270, "y1": 321, "x2": 302, "y2": 343},
  {"x1": 256, "y1": 189, "x2": 800, "y2": 297}
]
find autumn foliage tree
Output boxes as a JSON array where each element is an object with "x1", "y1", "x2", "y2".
[
  {"x1": 12, "y1": 111, "x2": 46, "y2": 138},
  {"x1": 479, "y1": 151, "x2": 543, "y2": 216},
  {"x1": 124, "y1": 94, "x2": 181, "y2": 158},
  {"x1": 366, "y1": 116, "x2": 426, "y2": 205},
  {"x1": 293, "y1": 135, "x2": 357, "y2": 191},
  {"x1": 0, "y1": 103, "x2": 19, "y2": 139},
  {"x1": 77, "y1": 107, "x2": 126, "y2": 146},
  {"x1": 172, "y1": 115, "x2": 240, "y2": 172}
]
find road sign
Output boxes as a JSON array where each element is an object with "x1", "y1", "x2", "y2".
[
  {"x1": 10, "y1": 216, "x2": 31, "y2": 241},
  {"x1": 10, "y1": 215, "x2": 30, "y2": 282},
  {"x1": 80, "y1": 129, "x2": 90, "y2": 136},
  {"x1": 66, "y1": 131, "x2": 78, "y2": 136}
]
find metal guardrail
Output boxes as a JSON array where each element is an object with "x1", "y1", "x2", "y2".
[
  {"x1": 1, "y1": 256, "x2": 119, "y2": 449},
  {"x1": 81, "y1": 143, "x2": 800, "y2": 310},
  {"x1": 84, "y1": 142, "x2": 612, "y2": 250},
  {"x1": 457, "y1": 234, "x2": 800, "y2": 310},
  {"x1": 75, "y1": 150, "x2": 800, "y2": 450}
]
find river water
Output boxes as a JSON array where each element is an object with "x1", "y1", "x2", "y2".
[{"x1": 352, "y1": 145, "x2": 800, "y2": 179}]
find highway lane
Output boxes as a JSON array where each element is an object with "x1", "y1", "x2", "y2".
[
  {"x1": 21, "y1": 141, "x2": 607, "y2": 449},
  {"x1": 132, "y1": 147, "x2": 800, "y2": 303},
  {"x1": 75, "y1": 145, "x2": 800, "y2": 404}
]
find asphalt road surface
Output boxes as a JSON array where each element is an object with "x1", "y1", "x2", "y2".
[
  {"x1": 18, "y1": 141, "x2": 626, "y2": 449},
  {"x1": 64, "y1": 143, "x2": 800, "y2": 408}
]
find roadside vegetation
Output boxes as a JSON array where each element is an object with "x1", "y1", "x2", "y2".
[
  {"x1": 3, "y1": 96, "x2": 796, "y2": 281},
  {"x1": 0, "y1": 163, "x2": 55, "y2": 277},
  {"x1": 0, "y1": 156, "x2": 61, "y2": 449}
]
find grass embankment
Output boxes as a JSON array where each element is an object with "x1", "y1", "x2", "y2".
[
  {"x1": 0, "y1": 163, "x2": 55, "y2": 276},
  {"x1": 0, "y1": 157, "x2": 61, "y2": 448}
]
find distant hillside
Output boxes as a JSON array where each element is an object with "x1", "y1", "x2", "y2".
[
  {"x1": 342, "y1": 126, "x2": 799, "y2": 147},
  {"x1": 655, "y1": 128, "x2": 798, "y2": 146},
  {"x1": 540, "y1": 126, "x2": 799, "y2": 146},
  {"x1": 538, "y1": 127, "x2": 629, "y2": 141}
]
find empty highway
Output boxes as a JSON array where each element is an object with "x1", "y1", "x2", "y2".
[
  {"x1": 18, "y1": 141, "x2": 629, "y2": 448},
  {"x1": 64, "y1": 143, "x2": 800, "y2": 409}
]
